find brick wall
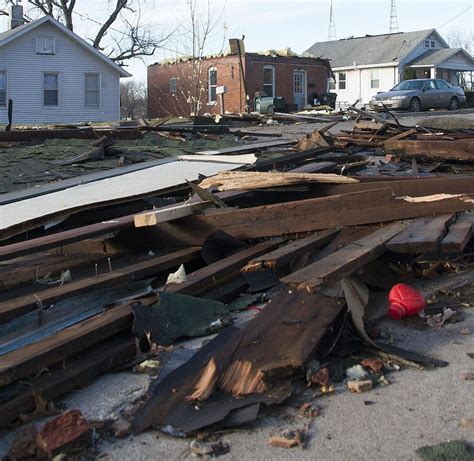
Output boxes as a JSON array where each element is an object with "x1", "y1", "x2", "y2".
[{"x1": 148, "y1": 54, "x2": 331, "y2": 118}]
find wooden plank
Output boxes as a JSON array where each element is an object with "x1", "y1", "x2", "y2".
[
  {"x1": 0, "y1": 247, "x2": 201, "y2": 325},
  {"x1": 281, "y1": 222, "x2": 407, "y2": 291},
  {"x1": 440, "y1": 212, "x2": 474, "y2": 253},
  {"x1": 165, "y1": 242, "x2": 281, "y2": 296},
  {"x1": 150, "y1": 189, "x2": 474, "y2": 245},
  {"x1": 305, "y1": 176, "x2": 474, "y2": 199},
  {"x1": 0, "y1": 302, "x2": 135, "y2": 387},
  {"x1": 383, "y1": 138, "x2": 474, "y2": 161},
  {"x1": 134, "y1": 202, "x2": 212, "y2": 227},
  {"x1": 386, "y1": 214, "x2": 455, "y2": 253},
  {"x1": 242, "y1": 229, "x2": 339, "y2": 272},
  {"x1": 0, "y1": 335, "x2": 136, "y2": 427},
  {"x1": 386, "y1": 128, "x2": 417, "y2": 141}
]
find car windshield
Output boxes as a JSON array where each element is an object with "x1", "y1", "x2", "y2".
[{"x1": 391, "y1": 80, "x2": 425, "y2": 91}]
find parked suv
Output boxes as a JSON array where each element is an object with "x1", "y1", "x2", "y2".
[{"x1": 369, "y1": 79, "x2": 466, "y2": 112}]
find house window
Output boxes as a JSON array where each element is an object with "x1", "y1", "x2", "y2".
[
  {"x1": 424, "y1": 39, "x2": 436, "y2": 48},
  {"x1": 231, "y1": 65, "x2": 235, "y2": 80},
  {"x1": 36, "y1": 36, "x2": 55, "y2": 55},
  {"x1": 43, "y1": 72, "x2": 59, "y2": 106},
  {"x1": 85, "y1": 73, "x2": 100, "y2": 107},
  {"x1": 169, "y1": 77, "x2": 177, "y2": 94},
  {"x1": 208, "y1": 67, "x2": 217, "y2": 103},
  {"x1": 370, "y1": 69, "x2": 380, "y2": 89},
  {"x1": 0, "y1": 71, "x2": 6, "y2": 106},
  {"x1": 338, "y1": 72, "x2": 346, "y2": 90},
  {"x1": 263, "y1": 65, "x2": 275, "y2": 97},
  {"x1": 328, "y1": 77, "x2": 336, "y2": 91}
]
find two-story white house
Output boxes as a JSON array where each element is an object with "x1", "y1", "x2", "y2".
[
  {"x1": 0, "y1": 5, "x2": 130, "y2": 125},
  {"x1": 306, "y1": 29, "x2": 474, "y2": 108}
]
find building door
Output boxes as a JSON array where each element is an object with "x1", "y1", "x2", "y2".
[{"x1": 293, "y1": 70, "x2": 307, "y2": 110}]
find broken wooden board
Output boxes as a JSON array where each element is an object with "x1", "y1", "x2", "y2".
[
  {"x1": 386, "y1": 214, "x2": 455, "y2": 253},
  {"x1": 242, "y1": 229, "x2": 339, "y2": 272},
  {"x1": 198, "y1": 171, "x2": 358, "y2": 192},
  {"x1": 440, "y1": 212, "x2": 474, "y2": 253},
  {"x1": 132, "y1": 289, "x2": 344, "y2": 434},
  {"x1": 164, "y1": 242, "x2": 280, "y2": 296},
  {"x1": 282, "y1": 222, "x2": 407, "y2": 292},
  {"x1": 134, "y1": 202, "x2": 212, "y2": 227},
  {"x1": 148, "y1": 189, "x2": 474, "y2": 245},
  {"x1": 0, "y1": 335, "x2": 136, "y2": 427},
  {"x1": 0, "y1": 247, "x2": 201, "y2": 325},
  {"x1": 383, "y1": 138, "x2": 474, "y2": 161}
]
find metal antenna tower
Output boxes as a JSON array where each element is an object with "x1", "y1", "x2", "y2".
[
  {"x1": 389, "y1": 0, "x2": 399, "y2": 33},
  {"x1": 328, "y1": 0, "x2": 337, "y2": 41}
]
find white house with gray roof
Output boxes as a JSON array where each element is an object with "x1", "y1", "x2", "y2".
[
  {"x1": 0, "y1": 4, "x2": 130, "y2": 125},
  {"x1": 307, "y1": 29, "x2": 474, "y2": 108}
]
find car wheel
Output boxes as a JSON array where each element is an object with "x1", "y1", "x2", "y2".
[
  {"x1": 448, "y1": 97, "x2": 459, "y2": 111},
  {"x1": 408, "y1": 97, "x2": 421, "y2": 112}
]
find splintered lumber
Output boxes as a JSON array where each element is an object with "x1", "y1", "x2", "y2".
[
  {"x1": 242, "y1": 229, "x2": 339, "y2": 272},
  {"x1": 386, "y1": 214, "x2": 455, "y2": 253},
  {"x1": 165, "y1": 242, "x2": 281, "y2": 296},
  {"x1": 134, "y1": 202, "x2": 212, "y2": 227},
  {"x1": 440, "y1": 212, "x2": 474, "y2": 253},
  {"x1": 151, "y1": 189, "x2": 474, "y2": 245},
  {"x1": 282, "y1": 222, "x2": 407, "y2": 291},
  {"x1": 198, "y1": 171, "x2": 358, "y2": 192},
  {"x1": 132, "y1": 290, "x2": 344, "y2": 434},
  {"x1": 383, "y1": 138, "x2": 474, "y2": 161},
  {"x1": 0, "y1": 302, "x2": 136, "y2": 387},
  {"x1": 0, "y1": 335, "x2": 136, "y2": 427},
  {"x1": 0, "y1": 247, "x2": 201, "y2": 325}
]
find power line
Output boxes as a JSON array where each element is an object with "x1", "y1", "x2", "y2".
[{"x1": 437, "y1": 3, "x2": 473, "y2": 29}]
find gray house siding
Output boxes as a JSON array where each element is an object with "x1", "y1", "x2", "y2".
[{"x1": 0, "y1": 22, "x2": 121, "y2": 124}]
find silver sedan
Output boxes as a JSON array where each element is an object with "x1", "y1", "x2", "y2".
[{"x1": 369, "y1": 79, "x2": 466, "y2": 112}]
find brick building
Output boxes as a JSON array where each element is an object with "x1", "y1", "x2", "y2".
[{"x1": 147, "y1": 52, "x2": 332, "y2": 117}]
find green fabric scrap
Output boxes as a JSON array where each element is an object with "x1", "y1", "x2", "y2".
[{"x1": 416, "y1": 440, "x2": 474, "y2": 461}]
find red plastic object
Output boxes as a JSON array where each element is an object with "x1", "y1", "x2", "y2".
[{"x1": 388, "y1": 283, "x2": 426, "y2": 320}]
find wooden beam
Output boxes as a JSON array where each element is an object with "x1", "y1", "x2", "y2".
[
  {"x1": 134, "y1": 202, "x2": 212, "y2": 227},
  {"x1": 440, "y1": 212, "x2": 474, "y2": 253},
  {"x1": 165, "y1": 242, "x2": 281, "y2": 296},
  {"x1": 0, "y1": 336, "x2": 136, "y2": 427},
  {"x1": 386, "y1": 214, "x2": 455, "y2": 253},
  {"x1": 0, "y1": 247, "x2": 201, "y2": 325},
  {"x1": 281, "y1": 222, "x2": 407, "y2": 292},
  {"x1": 242, "y1": 229, "x2": 339, "y2": 272},
  {"x1": 150, "y1": 189, "x2": 474, "y2": 245}
]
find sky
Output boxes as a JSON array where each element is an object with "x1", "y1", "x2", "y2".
[{"x1": 1, "y1": 0, "x2": 473, "y2": 82}]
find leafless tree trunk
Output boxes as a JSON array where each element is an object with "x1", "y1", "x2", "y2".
[{"x1": 2, "y1": 0, "x2": 171, "y2": 65}]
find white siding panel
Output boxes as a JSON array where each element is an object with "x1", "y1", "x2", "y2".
[
  {"x1": 438, "y1": 53, "x2": 474, "y2": 71},
  {"x1": 0, "y1": 22, "x2": 121, "y2": 124}
]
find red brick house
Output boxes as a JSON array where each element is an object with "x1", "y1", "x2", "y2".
[{"x1": 147, "y1": 52, "x2": 332, "y2": 117}]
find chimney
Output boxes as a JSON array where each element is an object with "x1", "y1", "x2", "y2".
[{"x1": 9, "y1": 2, "x2": 25, "y2": 30}]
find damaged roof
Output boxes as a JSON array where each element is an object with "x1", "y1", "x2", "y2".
[{"x1": 306, "y1": 29, "x2": 440, "y2": 68}]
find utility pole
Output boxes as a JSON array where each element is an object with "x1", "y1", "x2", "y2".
[
  {"x1": 328, "y1": 0, "x2": 337, "y2": 41},
  {"x1": 389, "y1": 0, "x2": 399, "y2": 33}
]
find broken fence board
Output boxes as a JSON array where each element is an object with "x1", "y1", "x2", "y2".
[
  {"x1": 281, "y1": 222, "x2": 408, "y2": 291},
  {"x1": 242, "y1": 229, "x2": 339, "y2": 272},
  {"x1": 440, "y1": 212, "x2": 474, "y2": 253},
  {"x1": 386, "y1": 214, "x2": 456, "y2": 253},
  {"x1": 0, "y1": 247, "x2": 201, "y2": 325}
]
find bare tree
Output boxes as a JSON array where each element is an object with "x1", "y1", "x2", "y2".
[
  {"x1": 1, "y1": 0, "x2": 170, "y2": 65},
  {"x1": 121, "y1": 80, "x2": 147, "y2": 119},
  {"x1": 151, "y1": 0, "x2": 227, "y2": 116},
  {"x1": 446, "y1": 28, "x2": 473, "y2": 90}
]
